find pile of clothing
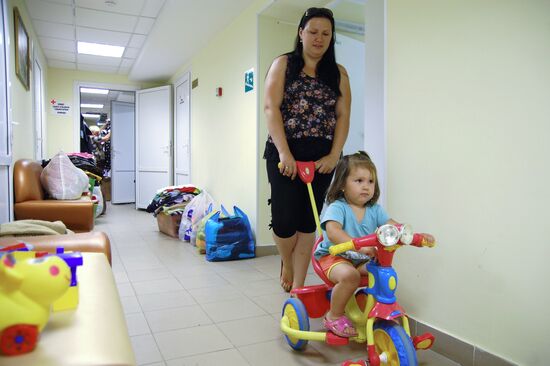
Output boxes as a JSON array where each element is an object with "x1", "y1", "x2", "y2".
[{"x1": 146, "y1": 185, "x2": 201, "y2": 217}]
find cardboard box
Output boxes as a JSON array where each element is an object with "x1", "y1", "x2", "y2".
[
  {"x1": 101, "y1": 177, "x2": 111, "y2": 202},
  {"x1": 156, "y1": 213, "x2": 182, "y2": 238}
]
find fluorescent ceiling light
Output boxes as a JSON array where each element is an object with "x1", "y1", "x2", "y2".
[
  {"x1": 81, "y1": 88, "x2": 109, "y2": 94},
  {"x1": 77, "y1": 41, "x2": 124, "y2": 58},
  {"x1": 82, "y1": 113, "x2": 100, "y2": 118},
  {"x1": 81, "y1": 103, "x2": 104, "y2": 108}
]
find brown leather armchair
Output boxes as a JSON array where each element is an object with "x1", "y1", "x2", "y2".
[{"x1": 13, "y1": 159, "x2": 95, "y2": 232}]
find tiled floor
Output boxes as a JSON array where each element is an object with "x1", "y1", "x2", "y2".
[{"x1": 96, "y1": 203, "x2": 459, "y2": 366}]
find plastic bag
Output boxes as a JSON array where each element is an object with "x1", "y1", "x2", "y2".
[
  {"x1": 205, "y1": 206, "x2": 255, "y2": 261},
  {"x1": 178, "y1": 191, "x2": 215, "y2": 244},
  {"x1": 92, "y1": 186, "x2": 104, "y2": 218},
  {"x1": 196, "y1": 205, "x2": 229, "y2": 254},
  {"x1": 40, "y1": 152, "x2": 89, "y2": 200}
]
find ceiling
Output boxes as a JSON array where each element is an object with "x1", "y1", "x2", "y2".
[
  {"x1": 23, "y1": 0, "x2": 256, "y2": 82},
  {"x1": 260, "y1": 0, "x2": 365, "y2": 32},
  {"x1": 28, "y1": 0, "x2": 364, "y2": 119}
]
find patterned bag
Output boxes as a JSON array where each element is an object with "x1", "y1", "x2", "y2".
[{"x1": 205, "y1": 206, "x2": 255, "y2": 261}]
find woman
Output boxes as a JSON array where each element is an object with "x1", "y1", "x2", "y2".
[{"x1": 263, "y1": 7, "x2": 351, "y2": 292}]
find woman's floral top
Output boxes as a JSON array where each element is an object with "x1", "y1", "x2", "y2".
[{"x1": 268, "y1": 70, "x2": 337, "y2": 143}]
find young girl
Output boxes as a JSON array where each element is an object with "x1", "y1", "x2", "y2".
[{"x1": 314, "y1": 151, "x2": 433, "y2": 337}]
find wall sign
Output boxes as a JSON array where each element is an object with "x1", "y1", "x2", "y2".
[
  {"x1": 244, "y1": 68, "x2": 254, "y2": 93},
  {"x1": 50, "y1": 99, "x2": 71, "y2": 115}
]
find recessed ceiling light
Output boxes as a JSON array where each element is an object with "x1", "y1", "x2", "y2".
[
  {"x1": 78, "y1": 41, "x2": 124, "y2": 58},
  {"x1": 82, "y1": 113, "x2": 100, "y2": 119},
  {"x1": 81, "y1": 88, "x2": 109, "y2": 94},
  {"x1": 81, "y1": 103, "x2": 104, "y2": 108}
]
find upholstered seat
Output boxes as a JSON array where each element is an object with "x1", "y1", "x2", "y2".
[{"x1": 13, "y1": 159, "x2": 94, "y2": 232}]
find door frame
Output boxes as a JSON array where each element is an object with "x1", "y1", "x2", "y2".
[
  {"x1": 0, "y1": 0, "x2": 12, "y2": 223},
  {"x1": 33, "y1": 55, "x2": 45, "y2": 160},
  {"x1": 173, "y1": 70, "x2": 191, "y2": 184},
  {"x1": 72, "y1": 81, "x2": 139, "y2": 151}
]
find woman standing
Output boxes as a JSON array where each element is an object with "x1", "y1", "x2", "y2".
[{"x1": 263, "y1": 7, "x2": 351, "y2": 292}]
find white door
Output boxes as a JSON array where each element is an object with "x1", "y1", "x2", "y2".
[
  {"x1": 135, "y1": 85, "x2": 172, "y2": 209},
  {"x1": 0, "y1": 0, "x2": 11, "y2": 224},
  {"x1": 174, "y1": 72, "x2": 191, "y2": 185},
  {"x1": 33, "y1": 57, "x2": 44, "y2": 160},
  {"x1": 111, "y1": 101, "x2": 135, "y2": 204},
  {"x1": 335, "y1": 33, "x2": 365, "y2": 155}
]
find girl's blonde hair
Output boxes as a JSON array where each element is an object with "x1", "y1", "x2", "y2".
[{"x1": 326, "y1": 151, "x2": 380, "y2": 206}]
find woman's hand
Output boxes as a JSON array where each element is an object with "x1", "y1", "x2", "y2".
[
  {"x1": 315, "y1": 153, "x2": 339, "y2": 174},
  {"x1": 279, "y1": 152, "x2": 297, "y2": 180}
]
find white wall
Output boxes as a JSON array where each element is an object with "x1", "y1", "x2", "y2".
[
  {"x1": 181, "y1": 0, "x2": 270, "y2": 233},
  {"x1": 386, "y1": 1, "x2": 550, "y2": 364},
  {"x1": 257, "y1": 14, "x2": 296, "y2": 245}
]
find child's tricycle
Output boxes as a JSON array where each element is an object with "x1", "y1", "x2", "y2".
[{"x1": 281, "y1": 225, "x2": 435, "y2": 365}]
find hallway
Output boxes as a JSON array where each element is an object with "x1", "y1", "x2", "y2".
[{"x1": 96, "y1": 203, "x2": 458, "y2": 365}]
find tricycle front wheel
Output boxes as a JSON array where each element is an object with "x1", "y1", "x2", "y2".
[
  {"x1": 373, "y1": 320, "x2": 417, "y2": 366},
  {"x1": 282, "y1": 298, "x2": 310, "y2": 350}
]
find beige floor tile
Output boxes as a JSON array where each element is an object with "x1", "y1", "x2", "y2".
[
  {"x1": 154, "y1": 325, "x2": 233, "y2": 360},
  {"x1": 208, "y1": 259, "x2": 256, "y2": 273},
  {"x1": 125, "y1": 312, "x2": 151, "y2": 336},
  {"x1": 117, "y1": 282, "x2": 136, "y2": 297},
  {"x1": 137, "y1": 290, "x2": 197, "y2": 312},
  {"x1": 165, "y1": 349, "x2": 250, "y2": 366},
  {"x1": 217, "y1": 314, "x2": 282, "y2": 347},
  {"x1": 217, "y1": 268, "x2": 272, "y2": 285},
  {"x1": 113, "y1": 269, "x2": 130, "y2": 284},
  {"x1": 127, "y1": 267, "x2": 175, "y2": 282},
  {"x1": 144, "y1": 305, "x2": 212, "y2": 332},
  {"x1": 232, "y1": 277, "x2": 284, "y2": 297},
  {"x1": 120, "y1": 295, "x2": 142, "y2": 314},
  {"x1": 250, "y1": 292, "x2": 293, "y2": 314},
  {"x1": 164, "y1": 262, "x2": 212, "y2": 277},
  {"x1": 238, "y1": 338, "x2": 332, "y2": 366},
  {"x1": 201, "y1": 297, "x2": 268, "y2": 323},
  {"x1": 187, "y1": 284, "x2": 246, "y2": 304},
  {"x1": 130, "y1": 334, "x2": 163, "y2": 365},
  {"x1": 176, "y1": 272, "x2": 230, "y2": 290},
  {"x1": 132, "y1": 277, "x2": 184, "y2": 295}
]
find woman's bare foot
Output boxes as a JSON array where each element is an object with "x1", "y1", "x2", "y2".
[{"x1": 280, "y1": 260, "x2": 293, "y2": 292}]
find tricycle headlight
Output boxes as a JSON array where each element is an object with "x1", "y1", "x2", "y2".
[
  {"x1": 376, "y1": 224, "x2": 400, "y2": 246},
  {"x1": 400, "y1": 224, "x2": 414, "y2": 245}
]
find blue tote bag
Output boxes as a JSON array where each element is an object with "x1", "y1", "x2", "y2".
[{"x1": 205, "y1": 206, "x2": 255, "y2": 261}]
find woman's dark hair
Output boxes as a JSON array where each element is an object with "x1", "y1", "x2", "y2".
[
  {"x1": 326, "y1": 151, "x2": 381, "y2": 206},
  {"x1": 285, "y1": 7, "x2": 341, "y2": 96}
]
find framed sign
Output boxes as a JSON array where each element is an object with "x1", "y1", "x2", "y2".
[{"x1": 14, "y1": 7, "x2": 30, "y2": 90}]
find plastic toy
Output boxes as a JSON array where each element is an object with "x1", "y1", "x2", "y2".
[
  {"x1": 279, "y1": 161, "x2": 436, "y2": 366},
  {"x1": 0, "y1": 245, "x2": 84, "y2": 311},
  {"x1": 51, "y1": 248, "x2": 84, "y2": 311},
  {"x1": 0, "y1": 252, "x2": 71, "y2": 355}
]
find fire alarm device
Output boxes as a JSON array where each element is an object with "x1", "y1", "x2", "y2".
[{"x1": 215, "y1": 87, "x2": 223, "y2": 97}]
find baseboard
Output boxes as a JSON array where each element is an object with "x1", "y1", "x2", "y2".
[
  {"x1": 409, "y1": 317, "x2": 517, "y2": 366},
  {"x1": 255, "y1": 244, "x2": 278, "y2": 256}
]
